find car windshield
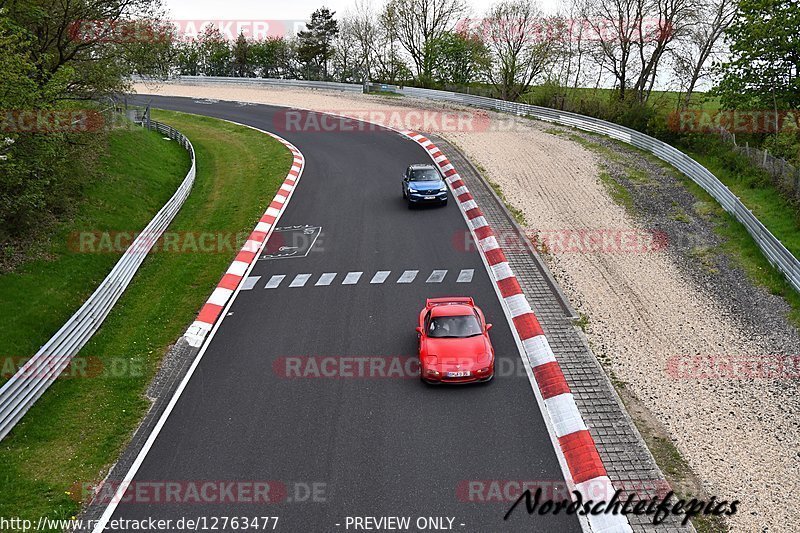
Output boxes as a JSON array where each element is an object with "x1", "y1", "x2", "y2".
[
  {"x1": 428, "y1": 314, "x2": 482, "y2": 338},
  {"x1": 409, "y1": 168, "x2": 440, "y2": 182}
]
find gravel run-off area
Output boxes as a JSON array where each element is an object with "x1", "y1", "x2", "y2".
[{"x1": 133, "y1": 81, "x2": 800, "y2": 531}]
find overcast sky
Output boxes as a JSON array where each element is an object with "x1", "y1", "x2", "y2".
[{"x1": 163, "y1": 0, "x2": 564, "y2": 21}]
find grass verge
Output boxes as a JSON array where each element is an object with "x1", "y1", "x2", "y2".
[
  {"x1": 0, "y1": 110, "x2": 292, "y2": 527},
  {"x1": 0, "y1": 125, "x2": 190, "y2": 385},
  {"x1": 679, "y1": 144, "x2": 800, "y2": 325}
]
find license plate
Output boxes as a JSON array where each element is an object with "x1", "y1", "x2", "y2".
[
  {"x1": 447, "y1": 371, "x2": 471, "y2": 377},
  {"x1": 424, "y1": 195, "x2": 436, "y2": 200}
]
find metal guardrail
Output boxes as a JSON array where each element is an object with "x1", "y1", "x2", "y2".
[
  {"x1": 170, "y1": 75, "x2": 363, "y2": 93},
  {"x1": 0, "y1": 115, "x2": 196, "y2": 441},
  {"x1": 166, "y1": 76, "x2": 799, "y2": 293}
]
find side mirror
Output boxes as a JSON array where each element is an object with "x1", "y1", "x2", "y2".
[
  {"x1": 485, "y1": 324, "x2": 493, "y2": 332},
  {"x1": 415, "y1": 327, "x2": 423, "y2": 334}
]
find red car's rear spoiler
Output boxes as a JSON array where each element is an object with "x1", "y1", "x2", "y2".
[{"x1": 426, "y1": 297, "x2": 475, "y2": 308}]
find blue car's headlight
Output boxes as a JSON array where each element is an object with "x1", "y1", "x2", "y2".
[
  {"x1": 408, "y1": 188, "x2": 419, "y2": 194},
  {"x1": 439, "y1": 185, "x2": 447, "y2": 192}
]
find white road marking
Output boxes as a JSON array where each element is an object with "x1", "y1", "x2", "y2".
[
  {"x1": 457, "y1": 269, "x2": 475, "y2": 283},
  {"x1": 316, "y1": 273, "x2": 337, "y2": 286},
  {"x1": 262, "y1": 270, "x2": 476, "y2": 288},
  {"x1": 397, "y1": 270, "x2": 419, "y2": 283},
  {"x1": 89, "y1": 119, "x2": 305, "y2": 533},
  {"x1": 241, "y1": 276, "x2": 261, "y2": 290},
  {"x1": 265, "y1": 275, "x2": 286, "y2": 289},
  {"x1": 342, "y1": 272, "x2": 363, "y2": 285},
  {"x1": 290, "y1": 274, "x2": 312, "y2": 287},
  {"x1": 371, "y1": 271, "x2": 391, "y2": 284},
  {"x1": 426, "y1": 270, "x2": 448, "y2": 283}
]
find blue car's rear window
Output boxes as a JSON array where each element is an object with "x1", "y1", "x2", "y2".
[{"x1": 410, "y1": 169, "x2": 440, "y2": 181}]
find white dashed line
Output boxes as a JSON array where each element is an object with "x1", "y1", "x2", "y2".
[
  {"x1": 371, "y1": 271, "x2": 391, "y2": 284},
  {"x1": 426, "y1": 270, "x2": 447, "y2": 283},
  {"x1": 259, "y1": 269, "x2": 475, "y2": 288},
  {"x1": 316, "y1": 273, "x2": 337, "y2": 286},
  {"x1": 457, "y1": 269, "x2": 475, "y2": 283},
  {"x1": 265, "y1": 275, "x2": 286, "y2": 289},
  {"x1": 289, "y1": 274, "x2": 312, "y2": 287},
  {"x1": 397, "y1": 270, "x2": 419, "y2": 283},
  {"x1": 342, "y1": 272, "x2": 363, "y2": 285},
  {"x1": 241, "y1": 276, "x2": 261, "y2": 290}
]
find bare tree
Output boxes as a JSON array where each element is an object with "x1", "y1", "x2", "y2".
[
  {"x1": 375, "y1": 3, "x2": 413, "y2": 83},
  {"x1": 383, "y1": 0, "x2": 468, "y2": 85},
  {"x1": 484, "y1": 0, "x2": 556, "y2": 101},
  {"x1": 630, "y1": 0, "x2": 697, "y2": 101},
  {"x1": 339, "y1": 0, "x2": 382, "y2": 81},
  {"x1": 332, "y1": 16, "x2": 361, "y2": 81},
  {"x1": 580, "y1": 0, "x2": 647, "y2": 100},
  {"x1": 671, "y1": 0, "x2": 736, "y2": 108}
]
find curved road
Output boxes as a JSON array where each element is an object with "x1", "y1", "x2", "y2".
[{"x1": 103, "y1": 95, "x2": 581, "y2": 532}]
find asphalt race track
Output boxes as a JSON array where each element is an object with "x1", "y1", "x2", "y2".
[{"x1": 107, "y1": 95, "x2": 582, "y2": 532}]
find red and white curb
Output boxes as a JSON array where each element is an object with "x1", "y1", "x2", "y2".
[
  {"x1": 184, "y1": 132, "x2": 305, "y2": 347},
  {"x1": 93, "y1": 124, "x2": 305, "y2": 533},
  {"x1": 402, "y1": 130, "x2": 632, "y2": 533}
]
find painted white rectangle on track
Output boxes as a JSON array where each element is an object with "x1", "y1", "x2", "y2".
[
  {"x1": 290, "y1": 274, "x2": 312, "y2": 287},
  {"x1": 241, "y1": 276, "x2": 261, "y2": 290},
  {"x1": 397, "y1": 270, "x2": 419, "y2": 284},
  {"x1": 457, "y1": 269, "x2": 474, "y2": 283},
  {"x1": 426, "y1": 270, "x2": 448, "y2": 283},
  {"x1": 371, "y1": 271, "x2": 391, "y2": 284},
  {"x1": 265, "y1": 275, "x2": 286, "y2": 289},
  {"x1": 342, "y1": 272, "x2": 363, "y2": 285},
  {"x1": 316, "y1": 273, "x2": 337, "y2": 286}
]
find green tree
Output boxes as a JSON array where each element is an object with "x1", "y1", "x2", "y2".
[
  {"x1": 297, "y1": 7, "x2": 339, "y2": 80},
  {"x1": 0, "y1": 0, "x2": 173, "y2": 256},
  {"x1": 0, "y1": 13, "x2": 100, "y2": 246},
  {"x1": 197, "y1": 25, "x2": 231, "y2": 76},
  {"x1": 232, "y1": 32, "x2": 253, "y2": 77},
  {"x1": 251, "y1": 37, "x2": 296, "y2": 78},
  {"x1": 383, "y1": 0, "x2": 468, "y2": 87},
  {"x1": 1, "y1": 0, "x2": 172, "y2": 98},
  {"x1": 176, "y1": 40, "x2": 200, "y2": 76},
  {"x1": 715, "y1": 0, "x2": 800, "y2": 110},
  {"x1": 431, "y1": 31, "x2": 489, "y2": 86}
]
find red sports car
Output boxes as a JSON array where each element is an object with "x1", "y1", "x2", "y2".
[{"x1": 416, "y1": 297, "x2": 495, "y2": 384}]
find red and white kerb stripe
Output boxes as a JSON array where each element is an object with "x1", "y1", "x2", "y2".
[
  {"x1": 184, "y1": 133, "x2": 305, "y2": 348},
  {"x1": 401, "y1": 131, "x2": 632, "y2": 533}
]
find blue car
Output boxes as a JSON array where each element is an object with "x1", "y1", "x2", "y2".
[{"x1": 402, "y1": 164, "x2": 448, "y2": 208}]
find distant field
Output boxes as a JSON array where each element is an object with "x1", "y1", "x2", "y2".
[{"x1": 520, "y1": 86, "x2": 720, "y2": 114}]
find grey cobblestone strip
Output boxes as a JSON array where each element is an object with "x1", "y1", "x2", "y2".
[{"x1": 430, "y1": 134, "x2": 693, "y2": 532}]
